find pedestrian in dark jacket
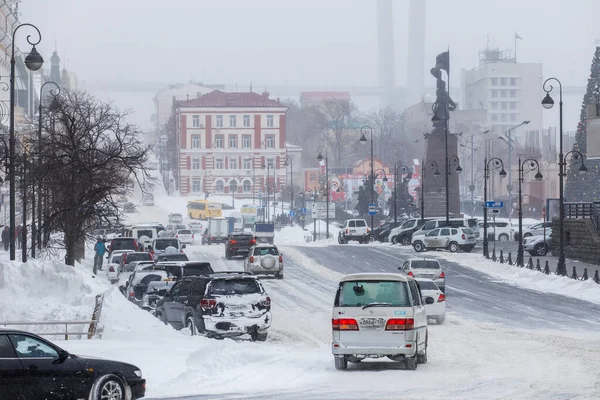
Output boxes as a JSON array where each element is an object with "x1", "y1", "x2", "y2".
[{"x1": 1, "y1": 226, "x2": 8, "y2": 251}]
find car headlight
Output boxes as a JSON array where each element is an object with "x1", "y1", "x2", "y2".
[{"x1": 134, "y1": 369, "x2": 142, "y2": 378}]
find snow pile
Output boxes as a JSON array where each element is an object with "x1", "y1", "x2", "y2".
[
  {"x1": 436, "y1": 252, "x2": 600, "y2": 305},
  {"x1": 275, "y1": 225, "x2": 312, "y2": 245}
]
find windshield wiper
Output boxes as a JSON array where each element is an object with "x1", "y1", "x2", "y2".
[{"x1": 362, "y1": 302, "x2": 392, "y2": 309}]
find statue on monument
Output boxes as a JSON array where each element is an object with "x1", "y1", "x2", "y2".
[{"x1": 429, "y1": 62, "x2": 456, "y2": 136}]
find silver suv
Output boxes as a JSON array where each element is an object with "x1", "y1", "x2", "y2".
[
  {"x1": 338, "y1": 219, "x2": 370, "y2": 244},
  {"x1": 244, "y1": 245, "x2": 283, "y2": 279}
]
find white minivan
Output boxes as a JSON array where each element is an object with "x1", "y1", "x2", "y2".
[{"x1": 331, "y1": 273, "x2": 429, "y2": 370}]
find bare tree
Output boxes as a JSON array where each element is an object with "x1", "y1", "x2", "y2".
[
  {"x1": 319, "y1": 99, "x2": 361, "y2": 167},
  {"x1": 34, "y1": 91, "x2": 153, "y2": 266},
  {"x1": 368, "y1": 106, "x2": 405, "y2": 164}
]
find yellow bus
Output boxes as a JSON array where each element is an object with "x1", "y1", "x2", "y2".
[{"x1": 187, "y1": 200, "x2": 222, "y2": 219}]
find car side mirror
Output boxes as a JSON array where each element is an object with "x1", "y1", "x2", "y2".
[{"x1": 424, "y1": 297, "x2": 435, "y2": 305}]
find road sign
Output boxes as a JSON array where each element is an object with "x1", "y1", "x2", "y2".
[
  {"x1": 485, "y1": 201, "x2": 504, "y2": 208},
  {"x1": 311, "y1": 202, "x2": 335, "y2": 219},
  {"x1": 368, "y1": 203, "x2": 377, "y2": 216},
  {"x1": 492, "y1": 209, "x2": 500, "y2": 214},
  {"x1": 300, "y1": 207, "x2": 307, "y2": 214},
  {"x1": 289, "y1": 210, "x2": 296, "y2": 217},
  {"x1": 261, "y1": 200, "x2": 267, "y2": 207}
]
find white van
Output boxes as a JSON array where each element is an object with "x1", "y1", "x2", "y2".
[
  {"x1": 411, "y1": 218, "x2": 480, "y2": 240},
  {"x1": 331, "y1": 273, "x2": 429, "y2": 370},
  {"x1": 128, "y1": 225, "x2": 159, "y2": 249}
]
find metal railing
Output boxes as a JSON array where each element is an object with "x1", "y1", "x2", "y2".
[
  {"x1": 563, "y1": 202, "x2": 600, "y2": 236},
  {"x1": 0, "y1": 320, "x2": 98, "y2": 340}
]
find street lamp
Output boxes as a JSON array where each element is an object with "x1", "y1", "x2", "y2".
[
  {"x1": 32, "y1": 81, "x2": 60, "y2": 257},
  {"x1": 483, "y1": 158, "x2": 507, "y2": 258},
  {"x1": 9, "y1": 23, "x2": 44, "y2": 261},
  {"x1": 517, "y1": 158, "x2": 543, "y2": 266},
  {"x1": 284, "y1": 155, "x2": 293, "y2": 226},
  {"x1": 306, "y1": 189, "x2": 316, "y2": 241},
  {"x1": 316, "y1": 146, "x2": 329, "y2": 239},
  {"x1": 420, "y1": 160, "x2": 440, "y2": 223},
  {"x1": 393, "y1": 163, "x2": 410, "y2": 224},
  {"x1": 261, "y1": 162, "x2": 271, "y2": 223},
  {"x1": 542, "y1": 77, "x2": 589, "y2": 275},
  {"x1": 502, "y1": 121, "x2": 530, "y2": 222},
  {"x1": 359, "y1": 125, "x2": 374, "y2": 229},
  {"x1": 461, "y1": 130, "x2": 489, "y2": 215}
]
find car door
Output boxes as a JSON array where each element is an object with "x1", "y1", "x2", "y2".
[
  {"x1": 9, "y1": 333, "x2": 90, "y2": 400},
  {"x1": 423, "y1": 229, "x2": 440, "y2": 248},
  {"x1": 188, "y1": 278, "x2": 208, "y2": 331},
  {"x1": 162, "y1": 281, "x2": 181, "y2": 324},
  {"x1": 439, "y1": 228, "x2": 451, "y2": 248},
  {"x1": 0, "y1": 333, "x2": 23, "y2": 399},
  {"x1": 172, "y1": 279, "x2": 192, "y2": 329}
]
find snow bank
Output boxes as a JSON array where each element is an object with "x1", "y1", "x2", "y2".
[{"x1": 436, "y1": 252, "x2": 600, "y2": 305}]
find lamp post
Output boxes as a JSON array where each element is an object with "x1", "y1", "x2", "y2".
[
  {"x1": 262, "y1": 162, "x2": 274, "y2": 223},
  {"x1": 306, "y1": 189, "x2": 316, "y2": 241},
  {"x1": 517, "y1": 158, "x2": 543, "y2": 266},
  {"x1": 359, "y1": 126, "x2": 374, "y2": 229},
  {"x1": 9, "y1": 23, "x2": 44, "y2": 260},
  {"x1": 503, "y1": 121, "x2": 530, "y2": 222},
  {"x1": 461, "y1": 130, "x2": 489, "y2": 215},
  {"x1": 393, "y1": 163, "x2": 410, "y2": 224},
  {"x1": 420, "y1": 160, "x2": 440, "y2": 223},
  {"x1": 316, "y1": 146, "x2": 329, "y2": 239},
  {"x1": 284, "y1": 155, "x2": 293, "y2": 226},
  {"x1": 483, "y1": 158, "x2": 507, "y2": 258},
  {"x1": 32, "y1": 81, "x2": 60, "y2": 256},
  {"x1": 541, "y1": 78, "x2": 590, "y2": 275}
]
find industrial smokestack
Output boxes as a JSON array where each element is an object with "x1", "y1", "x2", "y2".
[
  {"x1": 407, "y1": 0, "x2": 426, "y2": 106},
  {"x1": 377, "y1": 0, "x2": 395, "y2": 108}
]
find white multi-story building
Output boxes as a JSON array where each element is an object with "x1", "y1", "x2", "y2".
[{"x1": 173, "y1": 90, "x2": 288, "y2": 197}]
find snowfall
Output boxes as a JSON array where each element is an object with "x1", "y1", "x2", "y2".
[{"x1": 1, "y1": 183, "x2": 600, "y2": 399}]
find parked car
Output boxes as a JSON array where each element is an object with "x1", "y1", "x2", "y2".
[
  {"x1": 156, "y1": 253, "x2": 189, "y2": 262},
  {"x1": 141, "y1": 280, "x2": 175, "y2": 312},
  {"x1": 107, "y1": 250, "x2": 135, "y2": 284},
  {"x1": 151, "y1": 238, "x2": 185, "y2": 255},
  {"x1": 120, "y1": 252, "x2": 153, "y2": 270},
  {"x1": 376, "y1": 221, "x2": 405, "y2": 242},
  {"x1": 0, "y1": 329, "x2": 145, "y2": 399},
  {"x1": 108, "y1": 237, "x2": 143, "y2": 253},
  {"x1": 389, "y1": 218, "x2": 437, "y2": 245},
  {"x1": 411, "y1": 218, "x2": 480, "y2": 241},
  {"x1": 117, "y1": 261, "x2": 156, "y2": 294},
  {"x1": 155, "y1": 272, "x2": 271, "y2": 341},
  {"x1": 123, "y1": 202, "x2": 137, "y2": 213},
  {"x1": 338, "y1": 219, "x2": 370, "y2": 244},
  {"x1": 411, "y1": 227, "x2": 476, "y2": 253},
  {"x1": 157, "y1": 261, "x2": 215, "y2": 280},
  {"x1": 478, "y1": 221, "x2": 515, "y2": 242},
  {"x1": 523, "y1": 229, "x2": 552, "y2": 256},
  {"x1": 125, "y1": 269, "x2": 171, "y2": 307},
  {"x1": 225, "y1": 232, "x2": 256, "y2": 259},
  {"x1": 175, "y1": 229, "x2": 195, "y2": 244},
  {"x1": 522, "y1": 221, "x2": 552, "y2": 238},
  {"x1": 331, "y1": 273, "x2": 429, "y2": 370},
  {"x1": 398, "y1": 258, "x2": 445, "y2": 292},
  {"x1": 415, "y1": 278, "x2": 446, "y2": 324},
  {"x1": 243, "y1": 244, "x2": 283, "y2": 279},
  {"x1": 168, "y1": 213, "x2": 183, "y2": 224}
]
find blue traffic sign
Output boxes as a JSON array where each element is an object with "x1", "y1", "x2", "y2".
[
  {"x1": 368, "y1": 203, "x2": 377, "y2": 216},
  {"x1": 289, "y1": 210, "x2": 296, "y2": 217},
  {"x1": 485, "y1": 201, "x2": 504, "y2": 208},
  {"x1": 300, "y1": 207, "x2": 307, "y2": 214}
]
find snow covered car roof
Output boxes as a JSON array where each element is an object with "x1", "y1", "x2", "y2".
[{"x1": 339, "y1": 272, "x2": 410, "y2": 282}]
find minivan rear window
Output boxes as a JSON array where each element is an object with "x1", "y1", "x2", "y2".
[
  {"x1": 126, "y1": 253, "x2": 151, "y2": 263},
  {"x1": 410, "y1": 260, "x2": 441, "y2": 269},
  {"x1": 336, "y1": 281, "x2": 410, "y2": 307},
  {"x1": 208, "y1": 279, "x2": 260, "y2": 295},
  {"x1": 253, "y1": 247, "x2": 279, "y2": 256},
  {"x1": 178, "y1": 230, "x2": 192, "y2": 235},
  {"x1": 355, "y1": 220, "x2": 366, "y2": 227}
]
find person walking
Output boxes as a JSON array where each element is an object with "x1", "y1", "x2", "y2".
[
  {"x1": 1, "y1": 226, "x2": 9, "y2": 251},
  {"x1": 93, "y1": 237, "x2": 107, "y2": 275},
  {"x1": 16, "y1": 225, "x2": 22, "y2": 250}
]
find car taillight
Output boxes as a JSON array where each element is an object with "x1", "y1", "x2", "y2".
[
  {"x1": 176, "y1": 234, "x2": 179, "y2": 238},
  {"x1": 109, "y1": 266, "x2": 115, "y2": 272},
  {"x1": 385, "y1": 318, "x2": 414, "y2": 330},
  {"x1": 249, "y1": 256, "x2": 254, "y2": 263},
  {"x1": 367, "y1": 228, "x2": 370, "y2": 233},
  {"x1": 279, "y1": 255, "x2": 283, "y2": 263},
  {"x1": 192, "y1": 234, "x2": 194, "y2": 239},
  {"x1": 229, "y1": 240, "x2": 237, "y2": 245},
  {"x1": 407, "y1": 271, "x2": 414, "y2": 277},
  {"x1": 250, "y1": 239, "x2": 256, "y2": 245},
  {"x1": 332, "y1": 318, "x2": 359, "y2": 331},
  {"x1": 439, "y1": 271, "x2": 445, "y2": 279},
  {"x1": 438, "y1": 293, "x2": 446, "y2": 302},
  {"x1": 129, "y1": 291, "x2": 135, "y2": 298},
  {"x1": 346, "y1": 228, "x2": 349, "y2": 234},
  {"x1": 200, "y1": 298, "x2": 217, "y2": 309},
  {"x1": 261, "y1": 297, "x2": 271, "y2": 307},
  {"x1": 462, "y1": 234, "x2": 466, "y2": 240}
]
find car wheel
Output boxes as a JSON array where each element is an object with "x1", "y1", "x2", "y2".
[
  {"x1": 334, "y1": 356, "x2": 348, "y2": 370},
  {"x1": 405, "y1": 346, "x2": 418, "y2": 370},
  {"x1": 276, "y1": 272, "x2": 284, "y2": 279},
  {"x1": 413, "y1": 241, "x2": 424, "y2": 252},
  {"x1": 109, "y1": 279, "x2": 117, "y2": 284},
  {"x1": 89, "y1": 374, "x2": 125, "y2": 400},
  {"x1": 250, "y1": 331, "x2": 268, "y2": 342},
  {"x1": 534, "y1": 243, "x2": 548, "y2": 256},
  {"x1": 417, "y1": 333, "x2": 428, "y2": 364},
  {"x1": 186, "y1": 317, "x2": 197, "y2": 336},
  {"x1": 498, "y1": 233, "x2": 509, "y2": 242},
  {"x1": 435, "y1": 315, "x2": 445, "y2": 324},
  {"x1": 390, "y1": 236, "x2": 398, "y2": 244},
  {"x1": 449, "y1": 242, "x2": 459, "y2": 253},
  {"x1": 401, "y1": 236, "x2": 411, "y2": 246}
]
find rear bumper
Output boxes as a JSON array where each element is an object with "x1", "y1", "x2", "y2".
[
  {"x1": 332, "y1": 343, "x2": 416, "y2": 357},
  {"x1": 247, "y1": 263, "x2": 282, "y2": 275},
  {"x1": 332, "y1": 330, "x2": 417, "y2": 357},
  {"x1": 202, "y1": 312, "x2": 271, "y2": 337},
  {"x1": 228, "y1": 247, "x2": 251, "y2": 255}
]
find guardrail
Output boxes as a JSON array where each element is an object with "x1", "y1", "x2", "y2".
[{"x1": 0, "y1": 320, "x2": 98, "y2": 340}]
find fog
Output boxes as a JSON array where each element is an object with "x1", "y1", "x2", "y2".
[{"x1": 20, "y1": 0, "x2": 600, "y2": 130}]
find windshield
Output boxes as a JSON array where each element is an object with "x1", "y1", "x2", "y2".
[
  {"x1": 400, "y1": 219, "x2": 415, "y2": 228},
  {"x1": 410, "y1": 260, "x2": 441, "y2": 269},
  {"x1": 336, "y1": 280, "x2": 410, "y2": 307},
  {"x1": 133, "y1": 272, "x2": 167, "y2": 285},
  {"x1": 136, "y1": 229, "x2": 153, "y2": 238},
  {"x1": 208, "y1": 279, "x2": 261, "y2": 295},
  {"x1": 155, "y1": 239, "x2": 179, "y2": 250},
  {"x1": 111, "y1": 255, "x2": 121, "y2": 264},
  {"x1": 158, "y1": 254, "x2": 189, "y2": 261}
]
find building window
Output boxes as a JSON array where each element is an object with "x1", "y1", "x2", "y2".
[
  {"x1": 243, "y1": 180, "x2": 252, "y2": 192},
  {"x1": 192, "y1": 179, "x2": 201, "y2": 193},
  {"x1": 510, "y1": 102, "x2": 517, "y2": 110},
  {"x1": 215, "y1": 158, "x2": 224, "y2": 169},
  {"x1": 242, "y1": 135, "x2": 251, "y2": 149},
  {"x1": 491, "y1": 78, "x2": 498, "y2": 86},
  {"x1": 230, "y1": 115, "x2": 237, "y2": 127},
  {"x1": 229, "y1": 157, "x2": 238, "y2": 170},
  {"x1": 491, "y1": 102, "x2": 498, "y2": 110},
  {"x1": 191, "y1": 135, "x2": 200, "y2": 149},
  {"x1": 192, "y1": 115, "x2": 200, "y2": 128},
  {"x1": 229, "y1": 135, "x2": 238, "y2": 149},
  {"x1": 215, "y1": 180, "x2": 224, "y2": 193},
  {"x1": 243, "y1": 115, "x2": 251, "y2": 127},
  {"x1": 500, "y1": 89, "x2": 507, "y2": 98},
  {"x1": 491, "y1": 114, "x2": 498, "y2": 122},
  {"x1": 491, "y1": 89, "x2": 498, "y2": 98},
  {"x1": 500, "y1": 77, "x2": 507, "y2": 86},
  {"x1": 266, "y1": 115, "x2": 274, "y2": 127},
  {"x1": 243, "y1": 158, "x2": 251, "y2": 170},
  {"x1": 265, "y1": 135, "x2": 275, "y2": 149},
  {"x1": 501, "y1": 114, "x2": 508, "y2": 122},
  {"x1": 510, "y1": 89, "x2": 517, "y2": 98},
  {"x1": 510, "y1": 77, "x2": 517, "y2": 86},
  {"x1": 215, "y1": 135, "x2": 224, "y2": 149},
  {"x1": 501, "y1": 102, "x2": 508, "y2": 110},
  {"x1": 192, "y1": 157, "x2": 200, "y2": 170},
  {"x1": 267, "y1": 157, "x2": 275, "y2": 169},
  {"x1": 510, "y1": 113, "x2": 517, "y2": 122},
  {"x1": 216, "y1": 115, "x2": 223, "y2": 128}
]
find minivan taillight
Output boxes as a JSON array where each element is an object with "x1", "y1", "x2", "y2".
[
  {"x1": 462, "y1": 234, "x2": 466, "y2": 240},
  {"x1": 261, "y1": 297, "x2": 271, "y2": 307},
  {"x1": 439, "y1": 271, "x2": 445, "y2": 279},
  {"x1": 176, "y1": 234, "x2": 179, "y2": 238},
  {"x1": 279, "y1": 255, "x2": 283, "y2": 263},
  {"x1": 438, "y1": 293, "x2": 446, "y2": 302},
  {"x1": 109, "y1": 266, "x2": 115, "y2": 272},
  {"x1": 346, "y1": 228, "x2": 349, "y2": 234},
  {"x1": 385, "y1": 318, "x2": 414, "y2": 330},
  {"x1": 407, "y1": 271, "x2": 414, "y2": 277},
  {"x1": 129, "y1": 291, "x2": 135, "y2": 298},
  {"x1": 250, "y1": 239, "x2": 256, "y2": 245},
  {"x1": 249, "y1": 256, "x2": 254, "y2": 263},
  {"x1": 200, "y1": 298, "x2": 217, "y2": 309},
  {"x1": 332, "y1": 318, "x2": 359, "y2": 331}
]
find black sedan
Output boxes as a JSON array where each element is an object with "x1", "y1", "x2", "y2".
[{"x1": 0, "y1": 329, "x2": 145, "y2": 399}]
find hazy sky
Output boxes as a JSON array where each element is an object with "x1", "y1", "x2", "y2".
[{"x1": 19, "y1": 0, "x2": 600, "y2": 130}]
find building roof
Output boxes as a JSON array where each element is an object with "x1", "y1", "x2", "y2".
[
  {"x1": 175, "y1": 90, "x2": 284, "y2": 108},
  {"x1": 300, "y1": 91, "x2": 351, "y2": 102}
]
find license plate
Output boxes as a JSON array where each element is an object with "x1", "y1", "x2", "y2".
[
  {"x1": 350, "y1": 230, "x2": 356, "y2": 233},
  {"x1": 359, "y1": 318, "x2": 385, "y2": 327},
  {"x1": 228, "y1": 305, "x2": 247, "y2": 311},
  {"x1": 228, "y1": 326, "x2": 244, "y2": 332}
]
